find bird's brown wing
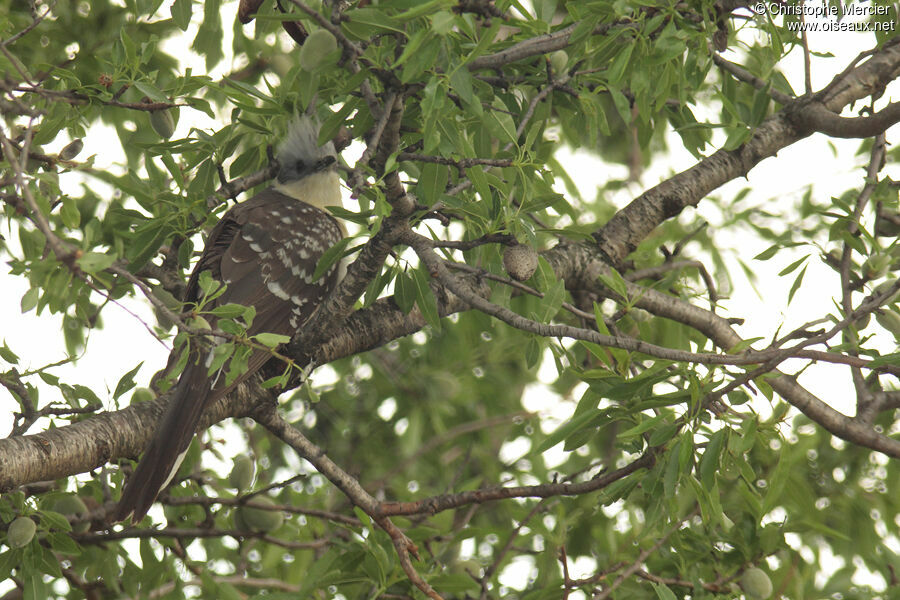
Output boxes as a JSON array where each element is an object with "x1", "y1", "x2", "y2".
[{"x1": 114, "y1": 190, "x2": 342, "y2": 522}]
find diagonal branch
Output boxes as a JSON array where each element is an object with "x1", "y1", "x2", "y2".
[
  {"x1": 595, "y1": 41, "x2": 900, "y2": 266},
  {"x1": 251, "y1": 402, "x2": 444, "y2": 600}
]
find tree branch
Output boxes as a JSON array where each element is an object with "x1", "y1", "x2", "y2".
[{"x1": 595, "y1": 41, "x2": 900, "y2": 265}]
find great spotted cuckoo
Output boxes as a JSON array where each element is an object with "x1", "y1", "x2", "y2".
[{"x1": 114, "y1": 118, "x2": 345, "y2": 522}]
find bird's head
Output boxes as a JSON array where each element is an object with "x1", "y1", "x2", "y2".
[{"x1": 275, "y1": 116, "x2": 337, "y2": 184}]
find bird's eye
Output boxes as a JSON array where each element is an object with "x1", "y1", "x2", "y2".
[{"x1": 295, "y1": 160, "x2": 306, "y2": 171}]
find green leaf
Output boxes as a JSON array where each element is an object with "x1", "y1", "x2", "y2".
[
  {"x1": 619, "y1": 413, "x2": 666, "y2": 438},
  {"x1": 609, "y1": 87, "x2": 632, "y2": 124},
  {"x1": 787, "y1": 264, "x2": 807, "y2": 304},
  {"x1": 207, "y1": 303, "x2": 252, "y2": 319},
  {"x1": 59, "y1": 198, "x2": 81, "y2": 229},
  {"x1": 778, "y1": 254, "x2": 808, "y2": 276},
  {"x1": 429, "y1": 573, "x2": 480, "y2": 593},
  {"x1": 607, "y1": 42, "x2": 634, "y2": 87},
  {"x1": 525, "y1": 336, "x2": 541, "y2": 368},
  {"x1": 762, "y1": 451, "x2": 791, "y2": 514},
  {"x1": 416, "y1": 162, "x2": 449, "y2": 206},
  {"x1": 393, "y1": 27, "x2": 428, "y2": 69},
  {"x1": 343, "y1": 8, "x2": 404, "y2": 36},
  {"x1": 754, "y1": 245, "x2": 780, "y2": 261},
  {"x1": 698, "y1": 429, "x2": 727, "y2": 487},
  {"x1": 596, "y1": 473, "x2": 641, "y2": 505},
  {"x1": 597, "y1": 268, "x2": 628, "y2": 301},
  {"x1": 113, "y1": 362, "x2": 143, "y2": 401},
  {"x1": 723, "y1": 126, "x2": 752, "y2": 151},
  {"x1": 312, "y1": 238, "x2": 351, "y2": 282},
  {"x1": 261, "y1": 372, "x2": 290, "y2": 389},
  {"x1": 394, "y1": 0, "x2": 456, "y2": 21},
  {"x1": 486, "y1": 99, "x2": 517, "y2": 144},
  {"x1": 126, "y1": 221, "x2": 169, "y2": 271},
  {"x1": 652, "y1": 582, "x2": 678, "y2": 600},
  {"x1": 394, "y1": 270, "x2": 416, "y2": 314},
  {"x1": 20, "y1": 288, "x2": 39, "y2": 313},
  {"x1": 536, "y1": 407, "x2": 602, "y2": 453},
  {"x1": 254, "y1": 332, "x2": 291, "y2": 348},
  {"x1": 536, "y1": 279, "x2": 565, "y2": 322},
  {"x1": 449, "y1": 67, "x2": 475, "y2": 106},
  {"x1": 133, "y1": 81, "x2": 167, "y2": 103},
  {"x1": 170, "y1": 0, "x2": 192, "y2": 30},
  {"x1": 0, "y1": 342, "x2": 19, "y2": 364},
  {"x1": 76, "y1": 252, "x2": 116, "y2": 274},
  {"x1": 206, "y1": 342, "x2": 234, "y2": 376},
  {"x1": 412, "y1": 266, "x2": 441, "y2": 331},
  {"x1": 648, "y1": 422, "x2": 679, "y2": 447}
]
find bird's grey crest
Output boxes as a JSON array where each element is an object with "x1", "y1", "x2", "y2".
[{"x1": 276, "y1": 116, "x2": 337, "y2": 183}]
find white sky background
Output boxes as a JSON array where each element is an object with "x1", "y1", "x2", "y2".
[{"x1": 1, "y1": 0, "x2": 899, "y2": 594}]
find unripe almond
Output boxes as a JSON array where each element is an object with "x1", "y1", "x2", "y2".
[
  {"x1": 863, "y1": 253, "x2": 891, "y2": 280},
  {"x1": 149, "y1": 109, "x2": 176, "y2": 139},
  {"x1": 549, "y1": 50, "x2": 568, "y2": 73},
  {"x1": 236, "y1": 497, "x2": 284, "y2": 532},
  {"x1": 228, "y1": 455, "x2": 255, "y2": 490},
  {"x1": 270, "y1": 54, "x2": 294, "y2": 77},
  {"x1": 7, "y1": 517, "x2": 36, "y2": 548},
  {"x1": 503, "y1": 244, "x2": 538, "y2": 282},
  {"x1": 630, "y1": 308, "x2": 652, "y2": 322},
  {"x1": 152, "y1": 286, "x2": 182, "y2": 330},
  {"x1": 131, "y1": 387, "x2": 156, "y2": 403},
  {"x1": 740, "y1": 567, "x2": 773, "y2": 599},
  {"x1": 876, "y1": 309, "x2": 900, "y2": 340},
  {"x1": 189, "y1": 315, "x2": 213, "y2": 331},
  {"x1": 299, "y1": 29, "x2": 338, "y2": 71},
  {"x1": 873, "y1": 278, "x2": 900, "y2": 304},
  {"x1": 52, "y1": 495, "x2": 90, "y2": 533}
]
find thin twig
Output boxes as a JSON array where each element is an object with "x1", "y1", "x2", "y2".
[
  {"x1": 594, "y1": 508, "x2": 698, "y2": 599},
  {"x1": 0, "y1": 0, "x2": 56, "y2": 47}
]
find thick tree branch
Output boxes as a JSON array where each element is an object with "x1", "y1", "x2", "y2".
[
  {"x1": 545, "y1": 244, "x2": 900, "y2": 458},
  {"x1": 0, "y1": 377, "x2": 262, "y2": 491},
  {"x1": 5, "y1": 229, "x2": 900, "y2": 491},
  {"x1": 595, "y1": 41, "x2": 900, "y2": 265},
  {"x1": 796, "y1": 102, "x2": 900, "y2": 138}
]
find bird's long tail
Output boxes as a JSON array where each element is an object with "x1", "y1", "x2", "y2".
[{"x1": 113, "y1": 358, "x2": 212, "y2": 523}]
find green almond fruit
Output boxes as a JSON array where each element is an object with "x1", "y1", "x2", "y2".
[
  {"x1": 131, "y1": 387, "x2": 156, "y2": 404},
  {"x1": 270, "y1": 54, "x2": 293, "y2": 77},
  {"x1": 740, "y1": 567, "x2": 773, "y2": 599},
  {"x1": 630, "y1": 308, "x2": 652, "y2": 322},
  {"x1": 299, "y1": 28, "x2": 338, "y2": 71},
  {"x1": 149, "y1": 109, "x2": 176, "y2": 140},
  {"x1": 549, "y1": 50, "x2": 568, "y2": 73},
  {"x1": 855, "y1": 311, "x2": 871, "y2": 329},
  {"x1": 863, "y1": 253, "x2": 891, "y2": 280},
  {"x1": 873, "y1": 278, "x2": 900, "y2": 304},
  {"x1": 232, "y1": 506, "x2": 249, "y2": 531},
  {"x1": 228, "y1": 455, "x2": 255, "y2": 490},
  {"x1": 8, "y1": 517, "x2": 37, "y2": 548},
  {"x1": 152, "y1": 286, "x2": 182, "y2": 330},
  {"x1": 53, "y1": 494, "x2": 90, "y2": 533},
  {"x1": 189, "y1": 315, "x2": 212, "y2": 331},
  {"x1": 237, "y1": 497, "x2": 284, "y2": 532},
  {"x1": 876, "y1": 309, "x2": 900, "y2": 340}
]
